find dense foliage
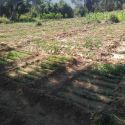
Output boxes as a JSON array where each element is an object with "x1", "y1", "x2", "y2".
[
  {"x1": 0, "y1": 0, "x2": 125, "y2": 21},
  {"x1": 0, "y1": 0, "x2": 74, "y2": 21},
  {"x1": 73, "y1": 0, "x2": 125, "y2": 16}
]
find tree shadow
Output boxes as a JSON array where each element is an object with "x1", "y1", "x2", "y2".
[{"x1": 0, "y1": 55, "x2": 125, "y2": 125}]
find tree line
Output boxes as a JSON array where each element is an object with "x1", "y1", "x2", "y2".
[
  {"x1": 0, "y1": 0, "x2": 125, "y2": 21},
  {"x1": 0, "y1": 0, "x2": 74, "y2": 21}
]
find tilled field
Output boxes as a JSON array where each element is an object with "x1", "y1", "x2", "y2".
[{"x1": 0, "y1": 19, "x2": 125, "y2": 125}]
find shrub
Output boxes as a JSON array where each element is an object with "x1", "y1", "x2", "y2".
[
  {"x1": 55, "y1": 13, "x2": 63, "y2": 19},
  {"x1": 19, "y1": 14, "x2": 35, "y2": 22},
  {"x1": 36, "y1": 21, "x2": 42, "y2": 26},
  {"x1": 109, "y1": 14, "x2": 120, "y2": 23},
  {"x1": 40, "y1": 13, "x2": 63, "y2": 19},
  {"x1": 0, "y1": 17, "x2": 10, "y2": 24}
]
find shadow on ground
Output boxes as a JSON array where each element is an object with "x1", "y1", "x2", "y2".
[{"x1": 0, "y1": 45, "x2": 125, "y2": 125}]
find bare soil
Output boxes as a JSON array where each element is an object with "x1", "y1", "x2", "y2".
[{"x1": 1, "y1": 20, "x2": 125, "y2": 125}]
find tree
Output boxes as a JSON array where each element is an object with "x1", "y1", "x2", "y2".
[
  {"x1": 58, "y1": 0, "x2": 74, "y2": 18},
  {"x1": 0, "y1": 0, "x2": 30, "y2": 20}
]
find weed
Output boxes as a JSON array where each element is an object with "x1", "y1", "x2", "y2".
[
  {"x1": 84, "y1": 37, "x2": 101, "y2": 49},
  {"x1": 85, "y1": 10, "x2": 125, "y2": 23},
  {"x1": 34, "y1": 40, "x2": 61, "y2": 54},
  {"x1": 84, "y1": 37, "x2": 93, "y2": 49},
  {"x1": 36, "y1": 21, "x2": 42, "y2": 26},
  {"x1": 109, "y1": 15, "x2": 120, "y2": 23}
]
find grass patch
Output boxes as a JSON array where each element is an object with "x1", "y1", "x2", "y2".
[
  {"x1": 85, "y1": 10, "x2": 125, "y2": 23},
  {"x1": 0, "y1": 17, "x2": 10, "y2": 24},
  {"x1": 7, "y1": 51, "x2": 28, "y2": 60},
  {"x1": 0, "y1": 57, "x2": 8, "y2": 65},
  {"x1": 84, "y1": 36, "x2": 101, "y2": 49},
  {"x1": 34, "y1": 40, "x2": 61, "y2": 54},
  {"x1": 0, "y1": 51, "x2": 28, "y2": 65},
  {"x1": 8, "y1": 56, "x2": 71, "y2": 83},
  {"x1": 40, "y1": 55, "x2": 71, "y2": 70},
  {"x1": 92, "y1": 63, "x2": 125, "y2": 76}
]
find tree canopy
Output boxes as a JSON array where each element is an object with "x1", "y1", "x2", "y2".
[{"x1": 0, "y1": 0, "x2": 125, "y2": 21}]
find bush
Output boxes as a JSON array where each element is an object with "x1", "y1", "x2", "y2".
[
  {"x1": 19, "y1": 14, "x2": 35, "y2": 22},
  {"x1": 36, "y1": 21, "x2": 42, "y2": 26},
  {"x1": 40, "y1": 13, "x2": 63, "y2": 19},
  {"x1": 0, "y1": 17, "x2": 10, "y2": 24},
  {"x1": 109, "y1": 14, "x2": 120, "y2": 23},
  {"x1": 55, "y1": 13, "x2": 63, "y2": 19}
]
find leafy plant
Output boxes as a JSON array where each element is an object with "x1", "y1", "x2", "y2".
[
  {"x1": 84, "y1": 37, "x2": 93, "y2": 49},
  {"x1": 84, "y1": 36, "x2": 102, "y2": 49},
  {"x1": 109, "y1": 14, "x2": 120, "y2": 23}
]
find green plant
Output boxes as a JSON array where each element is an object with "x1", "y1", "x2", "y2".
[
  {"x1": 7, "y1": 51, "x2": 28, "y2": 60},
  {"x1": 84, "y1": 36, "x2": 101, "y2": 49},
  {"x1": 84, "y1": 37, "x2": 93, "y2": 49},
  {"x1": 40, "y1": 55, "x2": 70, "y2": 70},
  {"x1": 40, "y1": 13, "x2": 63, "y2": 19},
  {"x1": 36, "y1": 21, "x2": 42, "y2": 26},
  {"x1": 84, "y1": 11, "x2": 125, "y2": 23},
  {"x1": 19, "y1": 13, "x2": 35, "y2": 22},
  {"x1": 34, "y1": 40, "x2": 61, "y2": 54},
  {"x1": 0, "y1": 17, "x2": 10, "y2": 24},
  {"x1": 92, "y1": 64, "x2": 125, "y2": 76},
  {"x1": 109, "y1": 14, "x2": 120, "y2": 23}
]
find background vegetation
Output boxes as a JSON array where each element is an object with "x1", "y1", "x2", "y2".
[{"x1": 0, "y1": 0, "x2": 125, "y2": 22}]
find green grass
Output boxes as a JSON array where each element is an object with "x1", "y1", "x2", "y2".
[
  {"x1": 7, "y1": 55, "x2": 71, "y2": 81},
  {"x1": 0, "y1": 16, "x2": 10, "y2": 24},
  {"x1": 84, "y1": 36, "x2": 102, "y2": 49},
  {"x1": 34, "y1": 40, "x2": 61, "y2": 54},
  {"x1": 0, "y1": 51, "x2": 28, "y2": 65},
  {"x1": 92, "y1": 63, "x2": 125, "y2": 76},
  {"x1": 40, "y1": 55, "x2": 71, "y2": 70},
  {"x1": 85, "y1": 10, "x2": 125, "y2": 23},
  {"x1": 7, "y1": 51, "x2": 28, "y2": 60}
]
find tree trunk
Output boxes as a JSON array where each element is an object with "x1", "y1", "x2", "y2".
[{"x1": 10, "y1": 4, "x2": 17, "y2": 21}]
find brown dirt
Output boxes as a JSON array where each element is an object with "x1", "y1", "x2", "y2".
[{"x1": 1, "y1": 21, "x2": 125, "y2": 125}]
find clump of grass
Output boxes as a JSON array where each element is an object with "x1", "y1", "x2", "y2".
[
  {"x1": 7, "y1": 51, "x2": 28, "y2": 60},
  {"x1": 84, "y1": 36, "x2": 101, "y2": 49},
  {"x1": 84, "y1": 37, "x2": 93, "y2": 49},
  {"x1": 109, "y1": 14, "x2": 120, "y2": 23},
  {"x1": 40, "y1": 55, "x2": 70, "y2": 70},
  {"x1": 34, "y1": 40, "x2": 60, "y2": 54},
  {"x1": 0, "y1": 17, "x2": 10, "y2": 24},
  {"x1": 92, "y1": 63, "x2": 125, "y2": 76},
  {"x1": 85, "y1": 10, "x2": 125, "y2": 23},
  {"x1": 36, "y1": 21, "x2": 42, "y2": 26},
  {"x1": 0, "y1": 57, "x2": 8, "y2": 65}
]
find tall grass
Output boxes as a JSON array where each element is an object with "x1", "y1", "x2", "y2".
[
  {"x1": 0, "y1": 16, "x2": 10, "y2": 24},
  {"x1": 85, "y1": 10, "x2": 125, "y2": 23}
]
